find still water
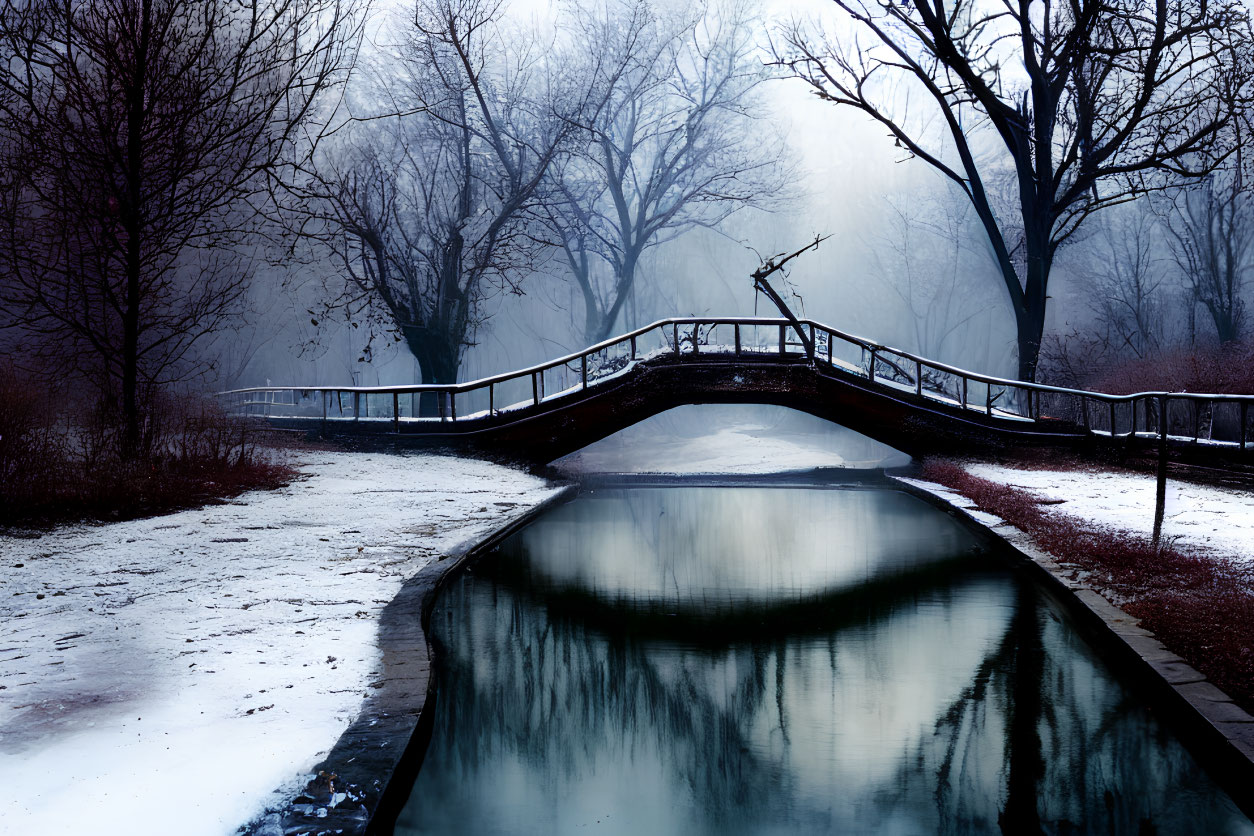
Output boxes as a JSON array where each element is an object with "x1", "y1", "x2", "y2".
[{"x1": 396, "y1": 486, "x2": 1253, "y2": 835}]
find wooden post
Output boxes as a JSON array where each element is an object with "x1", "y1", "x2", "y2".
[
  {"x1": 827, "y1": 332, "x2": 833, "y2": 364},
  {"x1": 915, "y1": 360, "x2": 922, "y2": 397},
  {"x1": 807, "y1": 323, "x2": 815, "y2": 361},
  {"x1": 1153, "y1": 396, "x2": 1169, "y2": 547},
  {"x1": 1242, "y1": 402, "x2": 1248, "y2": 450},
  {"x1": 450, "y1": 392, "x2": 456, "y2": 421},
  {"x1": 630, "y1": 335, "x2": 637, "y2": 360},
  {"x1": 1080, "y1": 395, "x2": 1088, "y2": 430},
  {"x1": 532, "y1": 372, "x2": 539, "y2": 406},
  {"x1": 961, "y1": 377, "x2": 967, "y2": 410},
  {"x1": 321, "y1": 390, "x2": 327, "y2": 434},
  {"x1": 393, "y1": 392, "x2": 399, "y2": 432},
  {"x1": 868, "y1": 348, "x2": 876, "y2": 380},
  {"x1": 581, "y1": 355, "x2": 588, "y2": 388},
  {"x1": 489, "y1": 383, "x2": 494, "y2": 417},
  {"x1": 734, "y1": 324, "x2": 741, "y2": 355},
  {"x1": 986, "y1": 385, "x2": 992, "y2": 416},
  {"x1": 692, "y1": 324, "x2": 699, "y2": 354},
  {"x1": 1109, "y1": 401, "x2": 1116, "y2": 437},
  {"x1": 674, "y1": 323, "x2": 680, "y2": 355},
  {"x1": 353, "y1": 392, "x2": 360, "y2": 422},
  {"x1": 778, "y1": 324, "x2": 786, "y2": 355},
  {"x1": 1192, "y1": 400, "x2": 1200, "y2": 442}
]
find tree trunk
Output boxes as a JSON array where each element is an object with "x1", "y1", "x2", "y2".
[
  {"x1": 403, "y1": 326, "x2": 461, "y2": 417},
  {"x1": 999, "y1": 582, "x2": 1045, "y2": 835},
  {"x1": 591, "y1": 250, "x2": 640, "y2": 343},
  {"x1": 120, "y1": 0, "x2": 151, "y2": 460}
]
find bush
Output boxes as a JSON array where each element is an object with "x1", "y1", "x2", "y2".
[{"x1": 0, "y1": 368, "x2": 295, "y2": 527}]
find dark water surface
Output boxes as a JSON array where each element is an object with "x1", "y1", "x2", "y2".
[{"x1": 396, "y1": 486, "x2": 1253, "y2": 835}]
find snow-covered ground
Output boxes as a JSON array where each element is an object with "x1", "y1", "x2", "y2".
[
  {"x1": 0, "y1": 452, "x2": 560, "y2": 836},
  {"x1": 963, "y1": 463, "x2": 1254, "y2": 562}
]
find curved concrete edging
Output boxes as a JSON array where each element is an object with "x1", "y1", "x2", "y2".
[
  {"x1": 891, "y1": 474, "x2": 1254, "y2": 822},
  {"x1": 272, "y1": 482, "x2": 579, "y2": 836}
]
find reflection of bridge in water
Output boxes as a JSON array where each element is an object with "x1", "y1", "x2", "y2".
[{"x1": 222, "y1": 316, "x2": 1254, "y2": 467}]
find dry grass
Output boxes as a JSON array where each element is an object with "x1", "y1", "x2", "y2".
[
  {"x1": 921, "y1": 457, "x2": 1254, "y2": 715},
  {"x1": 0, "y1": 363, "x2": 297, "y2": 528}
]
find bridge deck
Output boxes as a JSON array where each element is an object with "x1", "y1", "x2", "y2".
[{"x1": 222, "y1": 317, "x2": 1254, "y2": 468}]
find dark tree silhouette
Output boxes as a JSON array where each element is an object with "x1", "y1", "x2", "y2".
[
  {"x1": 0, "y1": 0, "x2": 362, "y2": 455},
  {"x1": 775, "y1": 0, "x2": 1253, "y2": 381}
]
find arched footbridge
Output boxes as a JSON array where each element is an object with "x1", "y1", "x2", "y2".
[{"x1": 222, "y1": 317, "x2": 1254, "y2": 469}]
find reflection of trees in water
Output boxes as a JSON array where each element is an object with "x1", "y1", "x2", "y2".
[
  {"x1": 419, "y1": 574, "x2": 793, "y2": 826},
  {"x1": 508, "y1": 487, "x2": 981, "y2": 615},
  {"x1": 896, "y1": 584, "x2": 1249, "y2": 835},
  {"x1": 400, "y1": 494, "x2": 1252, "y2": 835}
]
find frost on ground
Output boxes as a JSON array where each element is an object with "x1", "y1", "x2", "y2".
[
  {"x1": 0, "y1": 451, "x2": 560, "y2": 836},
  {"x1": 963, "y1": 463, "x2": 1254, "y2": 562}
]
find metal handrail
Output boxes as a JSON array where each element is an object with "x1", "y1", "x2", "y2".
[{"x1": 217, "y1": 315, "x2": 1254, "y2": 447}]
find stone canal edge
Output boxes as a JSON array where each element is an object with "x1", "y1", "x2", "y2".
[
  {"x1": 260, "y1": 475, "x2": 1254, "y2": 834},
  {"x1": 894, "y1": 475, "x2": 1254, "y2": 821},
  {"x1": 260, "y1": 483, "x2": 579, "y2": 836}
]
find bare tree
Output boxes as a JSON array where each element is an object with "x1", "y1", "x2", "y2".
[
  {"x1": 296, "y1": 0, "x2": 580, "y2": 390},
  {"x1": 1080, "y1": 207, "x2": 1168, "y2": 359},
  {"x1": 548, "y1": 0, "x2": 788, "y2": 343},
  {"x1": 0, "y1": 0, "x2": 362, "y2": 455},
  {"x1": 775, "y1": 0, "x2": 1253, "y2": 381},
  {"x1": 870, "y1": 189, "x2": 996, "y2": 364},
  {"x1": 1158, "y1": 134, "x2": 1254, "y2": 345}
]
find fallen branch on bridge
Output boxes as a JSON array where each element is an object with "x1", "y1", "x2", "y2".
[{"x1": 750, "y1": 234, "x2": 831, "y2": 361}]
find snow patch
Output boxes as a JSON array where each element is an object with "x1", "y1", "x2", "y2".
[{"x1": 0, "y1": 451, "x2": 559, "y2": 836}]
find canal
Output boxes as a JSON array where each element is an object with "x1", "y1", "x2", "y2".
[{"x1": 393, "y1": 483, "x2": 1254, "y2": 835}]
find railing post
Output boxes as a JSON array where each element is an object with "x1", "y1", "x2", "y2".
[
  {"x1": 450, "y1": 392, "x2": 456, "y2": 421},
  {"x1": 986, "y1": 385, "x2": 992, "y2": 416},
  {"x1": 353, "y1": 392, "x2": 360, "y2": 422},
  {"x1": 581, "y1": 354, "x2": 588, "y2": 388},
  {"x1": 1153, "y1": 396, "x2": 1169, "y2": 546},
  {"x1": 778, "y1": 324, "x2": 786, "y2": 355},
  {"x1": 1192, "y1": 400, "x2": 1200, "y2": 442},
  {"x1": 1109, "y1": 401, "x2": 1116, "y2": 437},
  {"x1": 393, "y1": 392, "x2": 399, "y2": 432},
  {"x1": 915, "y1": 360, "x2": 922, "y2": 397},
  {"x1": 630, "y1": 335, "x2": 637, "y2": 360},
  {"x1": 734, "y1": 324, "x2": 741, "y2": 355},
  {"x1": 868, "y1": 348, "x2": 876, "y2": 380},
  {"x1": 489, "y1": 383, "x2": 495, "y2": 416},
  {"x1": 1242, "y1": 402, "x2": 1248, "y2": 450},
  {"x1": 1080, "y1": 395, "x2": 1088, "y2": 430},
  {"x1": 321, "y1": 390, "x2": 327, "y2": 434},
  {"x1": 826, "y1": 332, "x2": 833, "y2": 365},
  {"x1": 961, "y1": 376, "x2": 967, "y2": 410},
  {"x1": 692, "y1": 324, "x2": 699, "y2": 354},
  {"x1": 808, "y1": 324, "x2": 815, "y2": 361},
  {"x1": 532, "y1": 372, "x2": 539, "y2": 406}
]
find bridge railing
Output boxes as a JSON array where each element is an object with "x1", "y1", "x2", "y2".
[{"x1": 218, "y1": 316, "x2": 1254, "y2": 449}]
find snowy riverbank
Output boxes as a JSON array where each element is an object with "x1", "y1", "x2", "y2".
[
  {"x1": 0, "y1": 451, "x2": 561, "y2": 835},
  {"x1": 960, "y1": 463, "x2": 1254, "y2": 562}
]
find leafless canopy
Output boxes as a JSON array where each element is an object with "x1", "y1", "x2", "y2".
[
  {"x1": 775, "y1": 0, "x2": 1254, "y2": 380},
  {"x1": 295, "y1": 0, "x2": 584, "y2": 386},
  {"x1": 0, "y1": 0, "x2": 363, "y2": 451},
  {"x1": 548, "y1": 0, "x2": 789, "y2": 343}
]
